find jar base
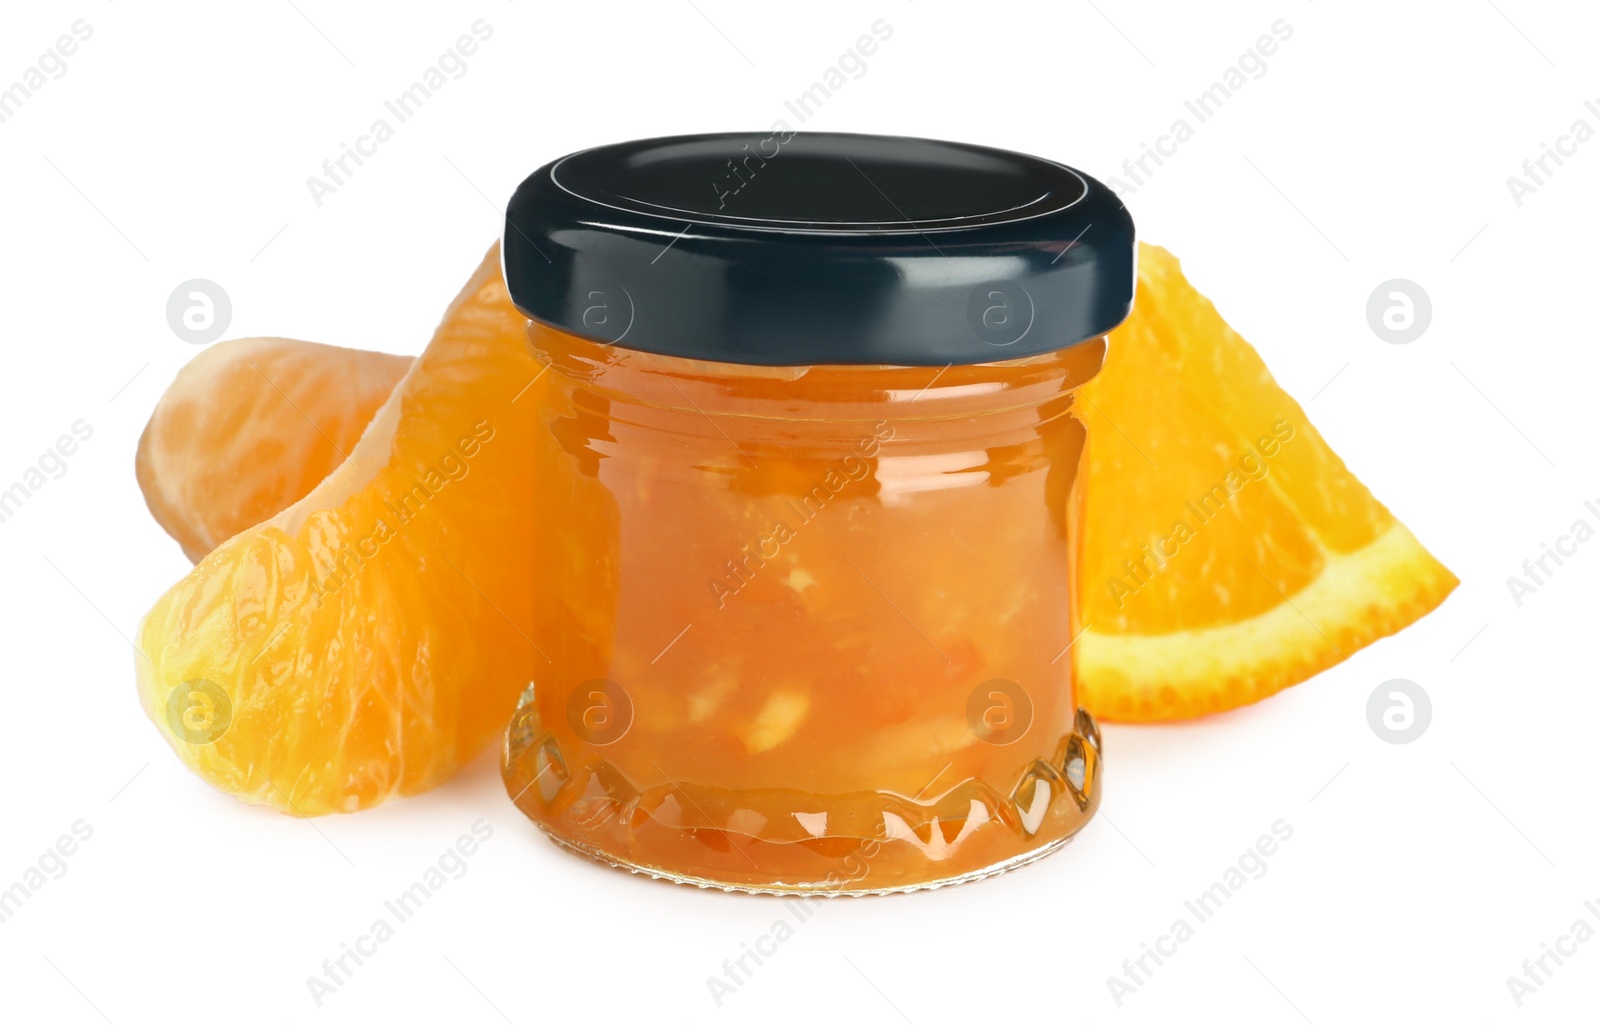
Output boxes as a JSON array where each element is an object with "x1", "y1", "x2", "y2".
[
  {"x1": 505, "y1": 686, "x2": 1103, "y2": 895},
  {"x1": 533, "y1": 821, "x2": 1085, "y2": 897}
]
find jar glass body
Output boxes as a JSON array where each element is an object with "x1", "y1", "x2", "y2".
[{"x1": 503, "y1": 321, "x2": 1106, "y2": 894}]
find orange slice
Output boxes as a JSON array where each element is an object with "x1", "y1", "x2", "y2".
[
  {"x1": 137, "y1": 338, "x2": 410, "y2": 561},
  {"x1": 136, "y1": 244, "x2": 546, "y2": 814},
  {"x1": 1075, "y1": 244, "x2": 1456, "y2": 721}
]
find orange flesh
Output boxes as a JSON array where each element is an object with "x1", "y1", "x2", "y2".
[{"x1": 503, "y1": 327, "x2": 1107, "y2": 892}]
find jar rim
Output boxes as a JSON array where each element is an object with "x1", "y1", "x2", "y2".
[{"x1": 528, "y1": 320, "x2": 1107, "y2": 424}]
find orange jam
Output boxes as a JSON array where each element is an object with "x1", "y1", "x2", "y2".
[{"x1": 503, "y1": 324, "x2": 1106, "y2": 893}]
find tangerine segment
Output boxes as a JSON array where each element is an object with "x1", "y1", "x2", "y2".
[
  {"x1": 1076, "y1": 244, "x2": 1457, "y2": 721},
  {"x1": 136, "y1": 245, "x2": 547, "y2": 815},
  {"x1": 137, "y1": 338, "x2": 411, "y2": 561}
]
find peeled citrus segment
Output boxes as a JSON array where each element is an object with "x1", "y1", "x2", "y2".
[
  {"x1": 137, "y1": 338, "x2": 411, "y2": 561},
  {"x1": 1076, "y1": 244, "x2": 1457, "y2": 721},
  {"x1": 136, "y1": 244, "x2": 546, "y2": 815}
]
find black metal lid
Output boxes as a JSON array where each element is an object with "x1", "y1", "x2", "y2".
[{"x1": 502, "y1": 132, "x2": 1134, "y2": 366}]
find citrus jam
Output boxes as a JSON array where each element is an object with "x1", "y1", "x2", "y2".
[{"x1": 498, "y1": 132, "x2": 1135, "y2": 893}]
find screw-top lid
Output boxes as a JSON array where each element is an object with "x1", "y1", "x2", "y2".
[{"x1": 502, "y1": 132, "x2": 1134, "y2": 366}]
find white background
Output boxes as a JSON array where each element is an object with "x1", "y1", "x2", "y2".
[{"x1": 1, "y1": 1, "x2": 1596, "y2": 1022}]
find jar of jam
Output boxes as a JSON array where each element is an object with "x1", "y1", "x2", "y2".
[{"x1": 500, "y1": 132, "x2": 1134, "y2": 894}]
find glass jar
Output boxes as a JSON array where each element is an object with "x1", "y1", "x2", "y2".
[{"x1": 500, "y1": 132, "x2": 1134, "y2": 894}]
